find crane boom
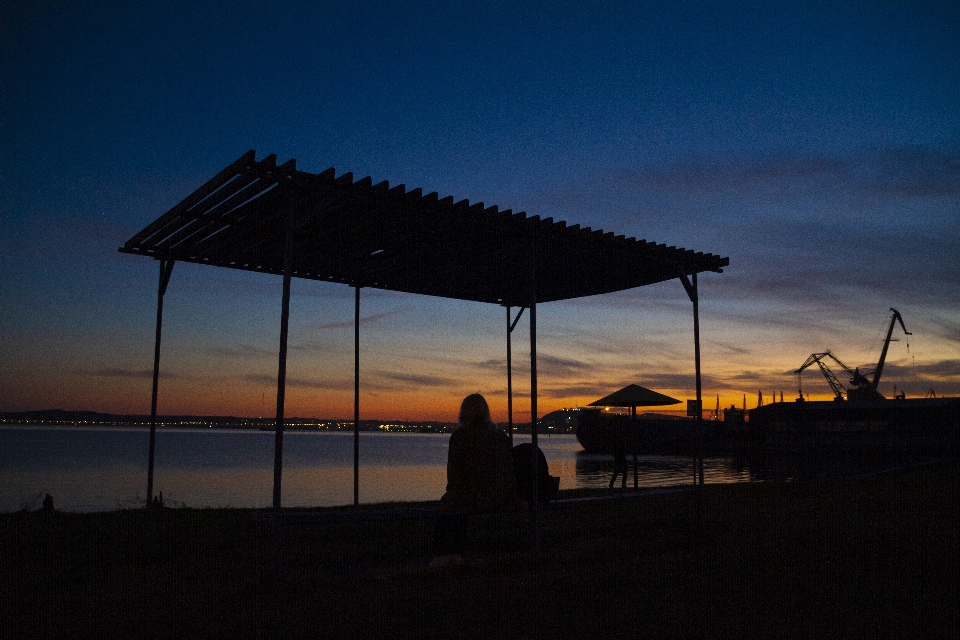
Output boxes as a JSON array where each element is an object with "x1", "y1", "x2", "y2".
[
  {"x1": 872, "y1": 308, "x2": 911, "y2": 390},
  {"x1": 796, "y1": 351, "x2": 854, "y2": 401}
]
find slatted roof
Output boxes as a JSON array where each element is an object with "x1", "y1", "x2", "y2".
[{"x1": 119, "y1": 150, "x2": 728, "y2": 305}]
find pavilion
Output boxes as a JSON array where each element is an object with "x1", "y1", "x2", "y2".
[{"x1": 119, "y1": 150, "x2": 729, "y2": 567}]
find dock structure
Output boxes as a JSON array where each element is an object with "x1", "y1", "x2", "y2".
[{"x1": 119, "y1": 150, "x2": 729, "y2": 569}]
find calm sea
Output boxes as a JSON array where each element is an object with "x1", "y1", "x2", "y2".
[{"x1": 1, "y1": 425, "x2": 913, "y2": 513}]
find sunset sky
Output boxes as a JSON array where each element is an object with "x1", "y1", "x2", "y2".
[{"x1": 2, "y1": 2, "x2": 959, "y2": 422}]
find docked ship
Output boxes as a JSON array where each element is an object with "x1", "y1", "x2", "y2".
[
  {"x1": 572, "y1": 397, "x2": 959, "y2": 456},
  {"x1": 745, "y1": 309, "x2": 959, "y2": 454},
  {"x1": 745, "y1": 396, "x2": 960, "y2": 454},
  {"x1": 571, "y1": 310, "x2": 960, "y2": 456}
]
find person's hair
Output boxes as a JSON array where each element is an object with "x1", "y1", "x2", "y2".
[{"x1": 459, "y1": 393, "x2": 493, "y2": 429}]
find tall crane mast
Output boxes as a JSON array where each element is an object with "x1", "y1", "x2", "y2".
[
  {"x1": 847, "y1": 308, "x2": 911, "y2": 401},
  {"x1": 872, "y1": 308, "x2": 910, "y2": 391}
]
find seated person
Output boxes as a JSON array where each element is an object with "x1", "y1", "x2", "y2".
[{"x1": 431, "y1": 393, "x2": 525, "y2": 566}]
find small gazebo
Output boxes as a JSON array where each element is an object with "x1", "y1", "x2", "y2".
[
  {"x1": 589, "y1": 384, "x2": 681, "y2": 488},
  {"x1": 120, "y1": 150, "x2": 727, "y2": 566}
]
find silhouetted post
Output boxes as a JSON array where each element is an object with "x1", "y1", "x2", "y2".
[
  {"x1": 507, "y1": 306, "x2": 513, "y2": 446},
  {"x1": 680, "y1": 272, "x2": 705, "y2": 530},
  {"x1": 632, "y1": 405, "x2": 638, "y2": 489},
  {"x1": 272, "y1": 205, "x2": 294, "y2": 573},
  {"x1": 145, "y1": 258, "x2": 174, "y2": 559},
  {"x1": 506, "y1": 306, "x2": 525, "y2": 446},
  {"x1": 529, "y1": 258, "x2": 540, "y2": 552},
  {"x1": 354, "y1": 285, "x2": 361, "y2": 507}
]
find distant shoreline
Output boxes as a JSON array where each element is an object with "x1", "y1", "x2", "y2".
[{"x1": 0, "y1": 409, "x2": 458, "y2": 432}]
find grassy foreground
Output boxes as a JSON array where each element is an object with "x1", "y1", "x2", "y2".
[{"x1": 3, "y1": 464, "x2": 957, "y2": 639}]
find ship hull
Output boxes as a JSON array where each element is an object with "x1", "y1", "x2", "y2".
[
  {"x1": 574, "y1": 399, "x2": 960, "y2": 456},
  {"x1": 747, "y1": 397, "x2": 960, "y2": 455},
  {"x1": 575, "y1": 409, "x2": 699, "y2": 455}
]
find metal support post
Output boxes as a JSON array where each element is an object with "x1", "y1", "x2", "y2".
[
  {"x1": 680, "y1": 272, "x2": 704, "y2": 530},
  {"x1": 632, "y1": 405, "x2": 639, "y2": 489},
  {"x1": 529, "y1": 259, "x2": 540, "y2": 552},
  {"x1": 354, "y1": 285, "x2": 361, "y2": 507},
  {"x1": 506, "y1": 305, "x2": 525, "y2": 446},
  {"x1": 272, "y1": 206, "x2": 294, "y2": 573},
  {"x1": 145, "y1": 258, "x2": 174, "y2": 559}
]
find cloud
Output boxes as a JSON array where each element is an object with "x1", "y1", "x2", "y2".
[
  {"x1": 372, "y1": 370, "x2": 457, "y2": 388},
  {"x1": 726, "y1": 370, "x2": 781, "y2": 384},
  {"x1": 91, "y1": 367, "x2": 195, "y2": 380},
  {"x1": 239, "y1": 373, "x2": 339, "y2": 389},
  {"x1": 633, "y1": 154, "x2": 853, "y2": 197},
  {"x1": 536, "y1": 353, "x2": 595, "y2": 376},
  {"x1": 877, "y1": 359, "x2": 960, "y2": 397},
  {"x1": 866, "y1": 147, "x2": 960, "y2": 198},
  {"x1": 703, "y1": 211, "x2": 960, "y2": 313},
  {"x1": 476, "y1": 357, "x2": 505, "y2": 371},
  {"x1": 598, "y1": 146, "x2": 960, "y2": 202},
  {"x1": 932, "y1": 319, "x2": 960, "y2": 346},
  {"x1": 474, "y1": 352, "x2": 597, "y2": 377},
  {"x1": 626, "y1": 372, "x2": 696, "y2": 391},
  {"x1": 91, "y1": 368, "x2": 156, "y2": 379},
  {"x1": 205, "y1": 344, "x2": 274, "y2": 359},
  {"x1": 540, "y1": 382, "x2": 624, "y2": 400},
  {"x1": 706, "y1": 339, "x2": 752, "y2": 356},
  {"x1": 885, "y1": 359, "x2": 960, "y2": 380},
  {"x1": 291, "y1": 340, "x2": 338, "y2": 355},
  {"x1": 316, "y1": 311, "x2": 399, "y2": 329}
]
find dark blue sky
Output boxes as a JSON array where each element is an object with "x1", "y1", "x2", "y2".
[{"x1": 2, "y1": 1, "x2": 959, "y2": 418}]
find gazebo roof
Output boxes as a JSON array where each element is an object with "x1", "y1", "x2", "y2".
[
  {"x1": 588, "y1": 383, "x2": 682, "y2": 408},
  {"x1": 119, "y1": 150, "x2": 729, "y2": 305}
]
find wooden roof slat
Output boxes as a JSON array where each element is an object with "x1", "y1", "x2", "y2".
[
  {"x1": 125, "y1": 151, "x2": 255, "y2": 247},
  {"x1": 155, "y1": 177, "x2": 279, "y2": 252},
  {"x1": 120, "y1": 151, "x2": 729, "y2": 304}
]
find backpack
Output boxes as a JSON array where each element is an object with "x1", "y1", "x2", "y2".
[{"x1": 512, "y1": 443, "x2": 559, "y2": 504}]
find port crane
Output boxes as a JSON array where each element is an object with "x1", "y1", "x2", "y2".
[
  {"x1": 796, "y1": 351, "x2": 855, "y2": 401},
  {"x1": 796, "y1": 308, "x2": 911, "y2": 402}
]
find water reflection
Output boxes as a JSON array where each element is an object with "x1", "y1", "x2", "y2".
[
  {"x1": 2, "y1": 428, "x2": 938, "y2": 512},
  {"x1": 574, "y1": 453, "x2": 751, "y2": 489},
  {"x1": 572, "y1": 449, "x2": 939, "y2": 490}
]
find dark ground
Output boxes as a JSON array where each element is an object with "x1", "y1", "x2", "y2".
[{"x1": 3, "y1": 463, "x2": 957, "y2": 639}]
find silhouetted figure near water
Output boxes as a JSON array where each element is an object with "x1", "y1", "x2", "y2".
[
  {"x1": 430, "y1": 394, "x2": 525, "y2": 567},
  {"x1": 42, "y1": 494, "x2": 54, "y2": 513}
]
